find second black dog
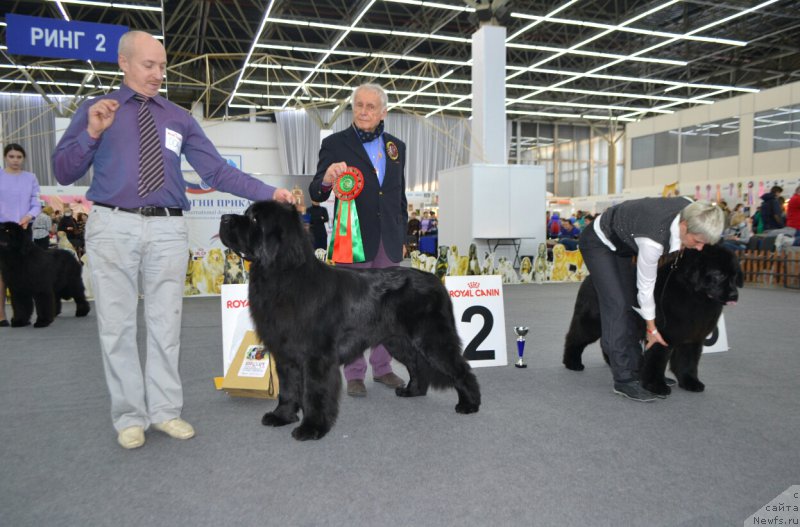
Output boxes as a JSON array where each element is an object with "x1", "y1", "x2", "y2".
[
  {"x1": 563, "y1": 244, "x2": 742, "y2": 396},
  {"x1": 0, "y1": 222, "x2": 90, "y2": 328}
]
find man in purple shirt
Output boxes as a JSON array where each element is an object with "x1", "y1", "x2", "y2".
[{"x1": 53, "y1": 30, "x2": 293, "y2": 450}]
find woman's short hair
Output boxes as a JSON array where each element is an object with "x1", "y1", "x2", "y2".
[
  {"x1": 680, "y1": 200, "x2": 725, "y2": 244},
  {"x1": 3, "y1": 143, "x2": 26, "y2": 158}
]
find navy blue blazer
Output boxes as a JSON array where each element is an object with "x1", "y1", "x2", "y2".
[{"x1": 309, "y1": 127, "x2": 408, "y2": 263}]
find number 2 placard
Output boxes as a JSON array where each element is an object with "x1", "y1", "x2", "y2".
[{"x1": 445, "y1": 275, "x2": 508, "y2": 368}]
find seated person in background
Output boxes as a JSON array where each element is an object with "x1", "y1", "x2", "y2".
[
  {"x1": 721, "y1": 212, "x2": 752, "y2": 251},
  {"x1": 556, "y1": 217, "x2": 581, "y2": 250}
]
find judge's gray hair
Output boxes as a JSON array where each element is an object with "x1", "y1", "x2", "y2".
[
  {"x1": 352, "y1": 83, "x2": 388, "y2": 112},
  {"x1": 680, "y1": 200, "x2": 725, "y2": 244}
]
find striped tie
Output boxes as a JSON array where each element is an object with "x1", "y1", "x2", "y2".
[{"x1": 133, "y1": 94, "x2": 165, "y2": 197}]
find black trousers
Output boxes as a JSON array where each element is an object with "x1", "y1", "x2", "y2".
[{"x1": 579, "y1": 222, "x2": 642, "y2": 382}]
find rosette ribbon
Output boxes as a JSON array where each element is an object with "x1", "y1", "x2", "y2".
[{"x1": 328, "y1": 167, "x2": 366, "y2": 263}]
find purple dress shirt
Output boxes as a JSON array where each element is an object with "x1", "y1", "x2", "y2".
[
  {"x1": 52, "y1": 84, "x2": 276, "y2": 209},
  {"x1": 0, "y1": 169, "x2": 41, "y2": 223}
]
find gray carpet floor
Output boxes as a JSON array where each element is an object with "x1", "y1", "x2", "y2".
[{"x1": 1, "y1": 283, "x2": 797, "y2": 527}]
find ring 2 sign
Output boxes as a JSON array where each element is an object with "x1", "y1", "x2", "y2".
[{"x1": 6, "y1": 14, "x2": 128, "y2": 63}]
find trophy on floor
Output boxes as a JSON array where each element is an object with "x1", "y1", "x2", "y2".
[{"x1": 514, "y1": 326, "x2": 529, "y2": 368}]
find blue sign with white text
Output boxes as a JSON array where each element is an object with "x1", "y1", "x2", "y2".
[{"x1": 6, "y1": 14, "x2": 128, "y2": 63}]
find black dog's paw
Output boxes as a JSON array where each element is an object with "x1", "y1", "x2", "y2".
[
  {"x1": 395, "y1": 386, "x2": 424, "y2": 397},
  {"x1": 455, "y1": 402, "x2": 479, "y2": 414},
  {"x1": 291, "y1": 422, "x2": 328, "y2": 441},
  {"x1": 33, "y1": 319, "x2": 53, "y2": 328},
  {"x1": 679, "y1": 378, "x2": 705, "y2": 392},
  {"x1": 76, "y1": 304, "x2": 90, "y2": 317},
  {"x1": 563, "y1": 360, "x2": 585, "y2": 371},
  {"x1": 11, "y1": 319, "x2": 31, "y2": 328},
  {"x1": 642, "y1": 381, "x2": 671, "y2": 396},
  {"x1": 261, "y1": 411, "x2": 299, "y2": 427}
]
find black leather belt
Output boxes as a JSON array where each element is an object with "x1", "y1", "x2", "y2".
[{"x1": 94, "y1": 202, "x2": 183, "y2": 217}]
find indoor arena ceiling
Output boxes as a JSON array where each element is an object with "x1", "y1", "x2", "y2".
[{"x1": 2, "y1": 0, "x2": 800, "y2": 123}]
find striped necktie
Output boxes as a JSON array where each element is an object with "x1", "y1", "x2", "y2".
[{"x1": 133, "y1": 94, "x2": 165, "y2": 197}]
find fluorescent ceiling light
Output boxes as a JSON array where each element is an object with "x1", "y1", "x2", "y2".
[
  {"x1": 275, "y1": 0, "x2": 378, "y2": 109},
  {"x1": 507, "y1": 0, "x2": 581, "y2": 41},
  {"x1": 507, "y1": 42, "x2": 686, "y2": 66},
  {"x1": 507, "y1": 97, "x2": 674, "y2": 114},
  {"x1": 263, "y1": 17, "x2": 470, "y2": 44},
  {"x1": 510, "y1": 13, "x2": 747, "y2": 47},
  {"x1": 382, "y1": 0, "x2": 474, "y2": 12},
  {"x1": 46, "y1": 0, "x2": 162, "y2": 11},
  {"x1": 229, "y1": 0, "x2": 278, "y2": 106}
]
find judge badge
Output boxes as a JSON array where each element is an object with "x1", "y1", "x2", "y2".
[
  {"x1": 386, "y1": 141, "x2": 399, "y2": 161},
  {"x1": 328, "y1": 167, "x2": 366, "y2": 263}
]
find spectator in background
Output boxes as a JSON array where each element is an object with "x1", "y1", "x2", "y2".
[
  {"x1": 760, "y1": 186, "x2": 784, "y2": 232},
  {"x1": 58, "y1": 208, "x2": 79, "y2": 248},
  {"x1": 548, "y1": 212, "x2": 561, "y2": 239},
  {"x1": 776, "y1": 185, "x2": 800, "y2": 250},
  {"x1": 574, "y1": 210, "x2": 587, "y2": 230},
  {"x1": 307, "y1": 201, "x2": 329, "y2": 251},
  {"x1": 0, "y1": 143, "x2": 42, "y2": 328},
  {"x1": 427, "y1": 211, "x2": 438, "y2": 235},
  {"x1": 32, "y1": 205, "x2": 54, "y2": 249},
  {"x1": 420, "y1": 210, "x2": 431, "y2": 235},
  {"x1": 557, "y1": 217, "x2": 581, "y2": 250},
  {"x1": 406, "y1": 211, "x2": 421, "y2": 252},
  {"x1": 721, "y1": 211, "x2": 752, "y2": 251}
]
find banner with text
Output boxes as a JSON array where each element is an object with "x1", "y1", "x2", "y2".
[{"x1": 6, "y1": 14, "x2": 128, "y2": 63}]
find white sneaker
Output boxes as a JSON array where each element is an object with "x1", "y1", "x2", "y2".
[
  {"x1": 117, "y1": 426, "x2": 145, "y2": 449},
  {"x1": 152, "y1": 418, "x2": 195, "y2": 440}
]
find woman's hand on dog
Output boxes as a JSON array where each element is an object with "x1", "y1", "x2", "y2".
[{"x1": 645, "y1": 323, "x2": 668, "y2": 350}]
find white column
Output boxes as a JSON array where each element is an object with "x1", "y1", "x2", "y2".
[{"x1": 470, "y1": 24, "x2": 507, "y2": 165}]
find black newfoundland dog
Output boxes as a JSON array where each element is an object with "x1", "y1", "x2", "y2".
[
  {"x1": 0, "y1": 222, "x2": 90, "y2": 328},
  {"x1": 563, "y1": 244, "x2": 742, "y2": 396},
  {"x1": 219, "y1": 201, "x2": 480, "y2": 441}
]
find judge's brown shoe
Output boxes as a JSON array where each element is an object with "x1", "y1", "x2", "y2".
[
  {"x1": 347, "y1": 379, "x2": 367, "y2": 397},
  {"x1": 153, "y1": 418, "x2": 195, "y2": 440},
  {"x1": 117, "y1": 426, "x2": 145, "y2": 449},
  {"x1": 373, "y1": 372, "x2": 405, "y2": 389}
]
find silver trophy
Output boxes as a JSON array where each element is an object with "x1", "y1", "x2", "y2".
[{"x1": 514, "y1": 326, "x2": 529, "y2": 368}]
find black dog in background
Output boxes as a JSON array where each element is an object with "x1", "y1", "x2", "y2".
[
  {"x1": 0, "y1": 222, "x2": 90, "y2": 328},
  {"x1": 219, "y1": 201, "x2": 480, "y2": 441},
  {"x1": 563, "y1": 244, "x2": 742, "y2": 396}
]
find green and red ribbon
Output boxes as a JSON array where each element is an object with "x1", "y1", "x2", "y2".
[{"x1": 328, "y1": 167, "x2": 365, "y2": 263}]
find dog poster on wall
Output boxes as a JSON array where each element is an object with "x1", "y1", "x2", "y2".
[{"x1": 445, "y1": 275, "x2": 508, "y2": 368}]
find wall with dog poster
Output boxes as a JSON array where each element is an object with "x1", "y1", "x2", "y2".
[{"x1": 445, "y1": 275, "x2": 508, "y2": 368}]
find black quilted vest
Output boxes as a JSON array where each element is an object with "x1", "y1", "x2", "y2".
[{"x1": 598, "y1": 197, "x2": 693, "y2": 257}]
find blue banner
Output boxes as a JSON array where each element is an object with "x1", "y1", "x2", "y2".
[{"x1": 6, "y1": 14, "x2": 128, "y2": 63}]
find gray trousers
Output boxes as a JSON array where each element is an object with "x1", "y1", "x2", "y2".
[
  {"x1": 579, "y1": 222, "x2": 642, "y2": 382},
  {"x1": 86, "y1": 206, "x2": 189, "y2": 431}
]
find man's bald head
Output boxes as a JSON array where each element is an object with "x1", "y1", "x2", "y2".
[{"x1": 117, "y1": 31, "x2": 166, "y2": 98}]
